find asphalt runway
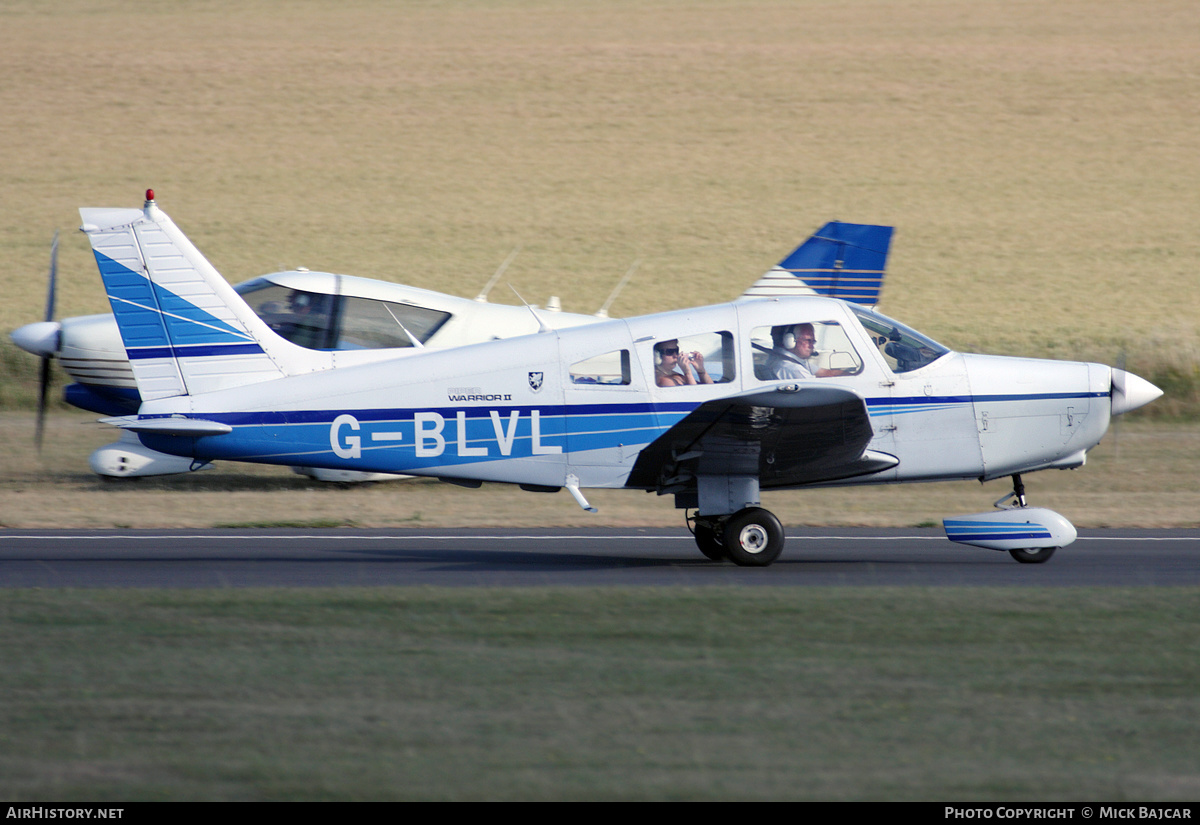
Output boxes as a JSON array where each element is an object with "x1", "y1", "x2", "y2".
[{"x1": 0, "y1": 527, "x2": 1197, "y2": 588}]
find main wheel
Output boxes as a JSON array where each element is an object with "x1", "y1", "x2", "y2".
[
  {"x1": 721, "y1": 508, "x2": 785, "y2": 567},
  {"x1": 1009, "y1": 546, "x2": 1057, "y2": 564},
  {"x1": 693, "y1": 520, "x2": 727, "y2": 561}
]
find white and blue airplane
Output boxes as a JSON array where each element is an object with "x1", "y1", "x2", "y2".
[
  {"x1": 13, "y1": 194, "x2": 893, "y2": 480},
  {"x1": 76, "y1": 191, "x2": 1161, "y2": 566}
]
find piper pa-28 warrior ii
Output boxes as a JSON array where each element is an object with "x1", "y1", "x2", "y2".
[
  {"x1": 79, "y1": 191, "x2": 1161, "y2": 566},
  {"x1": 12, "y1": 195, "x2": 887, "y2": 481}
]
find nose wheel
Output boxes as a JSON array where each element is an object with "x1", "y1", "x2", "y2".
[
  {"x1": 1000, "y1": 474, "x2": 1058, "y2": 563},
  {"x1": 1009, "y1": 546, "x2": 1057, "y2": 564},
  {"x1": 940, "y1": 473, "x2": 1072, "y2": 563}
]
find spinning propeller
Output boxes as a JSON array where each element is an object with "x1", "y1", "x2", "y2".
[
  {"x1": 36, "y1": 232, "x2": 60, "y2": 450},
  {"x1": 10, "y1": 233, "x2": 62, "y2": 451}
]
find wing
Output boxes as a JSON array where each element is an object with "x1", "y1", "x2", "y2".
[{"x1": 626, "y1": 384, "x2": 898, "y2": 493}]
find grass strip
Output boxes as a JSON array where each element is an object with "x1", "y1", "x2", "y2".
[{"x1": 1, "y1": 587, "x2": 1197, "y2": 801}]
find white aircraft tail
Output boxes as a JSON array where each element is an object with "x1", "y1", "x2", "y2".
[{"x1": 79, "y1": 191, "x2": 314, "y2": 401}]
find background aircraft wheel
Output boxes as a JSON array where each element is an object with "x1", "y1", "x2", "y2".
[
  {"x1": 1009, "y1": 546, "x2": 1057, "y2": 564},
  {"x1": 693, "y1": 519, "x2": 727, "y2": 561},
  {"x1": 721, "y1": 507, "x2": 784, "y2": 567}
]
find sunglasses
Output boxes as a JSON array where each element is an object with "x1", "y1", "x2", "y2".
[{"x1": 660, "y1": 347, "x2": 680, "y2": 356}]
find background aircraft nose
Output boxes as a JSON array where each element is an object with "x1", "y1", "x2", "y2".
[
  {"x1": 10, "y1": 321, "x2": 62, "y2": 357},
  {"x1": 1111, "y1": 368, "x2": 1163, "y2": 416}
]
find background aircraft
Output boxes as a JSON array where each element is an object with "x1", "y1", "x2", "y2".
[
  {"x1": 78, "y1": 193, "x2": 1159, "y2": 565},
  {"x1": 12, "y1": 193, "x2": 894, "y2": 480}
]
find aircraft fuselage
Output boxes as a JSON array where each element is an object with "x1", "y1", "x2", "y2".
[{"x1": 133, "y1": 297, "x2": 1119, "y2": 495}]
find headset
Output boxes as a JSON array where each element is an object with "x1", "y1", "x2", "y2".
[{"x1": 772, "y1": 324, "x2": 819, "y2": 356}]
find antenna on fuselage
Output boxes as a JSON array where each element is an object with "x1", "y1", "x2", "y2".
[
  {"x1": 475, "y1": 246, "x2": 521, "y2": 302},
  {"x1": 508, "y1": 284, "x2": 551, "y2": 334},
  {"x1": 595, "y1": 259, "x2": 640, "y2": 318}
]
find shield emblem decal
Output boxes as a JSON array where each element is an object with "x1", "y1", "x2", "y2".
[{"x1": 528, "y1": 371, "x2": 544, "y2": 392}]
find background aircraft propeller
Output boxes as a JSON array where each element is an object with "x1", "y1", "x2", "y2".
[{"x1": 35, "y1": 231, "x2": 60, "y2": 451}]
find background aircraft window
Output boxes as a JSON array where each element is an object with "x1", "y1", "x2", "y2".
[
  {"x1": 652, "y1": 331, "x2": 735, "y2": 386},
  {"x1": 335, "y1": 297, "x2": 451, "y2": 350},
  {"x1": 848, "y1": 305, "x2": 948, "y2": 374},
  {"x1": 751, "y1": 321, "x2": 863, "y2": 380},
  {"x1": 240, "y1": 284, "x2": 338, "y2": 349},
  {"x1": 235, "y1": 283, "x2": 452, "y2": 350},
  {"x1": 570, "y1": 350, "x2": 631, "y2": 385}
]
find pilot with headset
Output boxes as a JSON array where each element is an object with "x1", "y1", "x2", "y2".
[
  {"x1": 765, "y1": 323, "x2": 820, "y2": 380},
  {"x1": 766, "y1": 323, "x2": 855, "y2": 379}
]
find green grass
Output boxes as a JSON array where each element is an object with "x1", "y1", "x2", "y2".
[{"x1": 2, "y1": 587, "x2": 1198, "y2": 801}]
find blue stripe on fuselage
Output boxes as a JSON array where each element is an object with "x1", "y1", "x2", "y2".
[
  {"x1": 135, "y1": 391, "x2": 1103, "y2": 473},
  {"x1": 866, "y1": 392, "x2": 1106, "y2": 417},
  {"x1": 137, "y1": 402, "x2": 698, "y2": 472}
]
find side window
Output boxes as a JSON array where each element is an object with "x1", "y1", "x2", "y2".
[
  {"x1": 570, "y1": 350, "x2": 631, "y2": 385},
  {"x1": 334, "y1": 298, "x2": 451, "y2": 350},
  {"x1": 751, "y1": 321, "x2": 863, "y2": 381},
  {"x1": 651, "y1": 331, "x2": 735, "y2": 388}
]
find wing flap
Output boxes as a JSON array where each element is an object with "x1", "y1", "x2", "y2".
[{"x1": 627, "y1": 383, "x2": 895, "y2": 491}]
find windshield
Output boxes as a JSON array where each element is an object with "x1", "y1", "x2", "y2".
[{"x1": 849, "y1": 305, "x2": 949, "y2": 374}]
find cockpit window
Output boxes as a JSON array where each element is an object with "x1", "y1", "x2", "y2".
[
  {"x1": 236, "y1": 282, "x2": 451, "y2": 351},
  {"x1": 849, "y1": 305, "x2": 949, "y2": 374}
]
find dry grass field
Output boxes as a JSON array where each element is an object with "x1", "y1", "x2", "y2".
[
  {"x1": 1, "y1": 0, "x2": 1198, "y2": 511},
  {"x1": 2, "y1": 412, "x2": 1195, "y2": 528},
  {"x1": 2, "y1": 1, "x2": 1197, "y2": 348}
]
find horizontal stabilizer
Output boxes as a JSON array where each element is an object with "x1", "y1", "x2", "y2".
[
  {"x1": 100, "y1": 415, "x2": 233, "y2": 436},
  {"x1": 740, "y1": 222, "x2": 894, "y2": 306}
]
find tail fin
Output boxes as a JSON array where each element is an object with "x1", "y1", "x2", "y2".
[
  {"x1": 738, "y1": 222, "x2": 894, "y2": 306},
  {"x1": 79, "y1": 191, "x2": 311, "y2": 401}
]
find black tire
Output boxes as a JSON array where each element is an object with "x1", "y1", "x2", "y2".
[
  {"x1": 1009, "y1": 546, "x2": 1057, "y2": 564},
  {"x1": 721, "y1": 508, "x2": 785, "y2": 567},
  {"x1": 693, "y1": 520, "x2": 727, "y2": 561}
]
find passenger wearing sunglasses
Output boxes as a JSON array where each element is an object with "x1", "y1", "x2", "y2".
[{"x1": 654, "y1": 339, "x2": 713, "y2": 387}]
